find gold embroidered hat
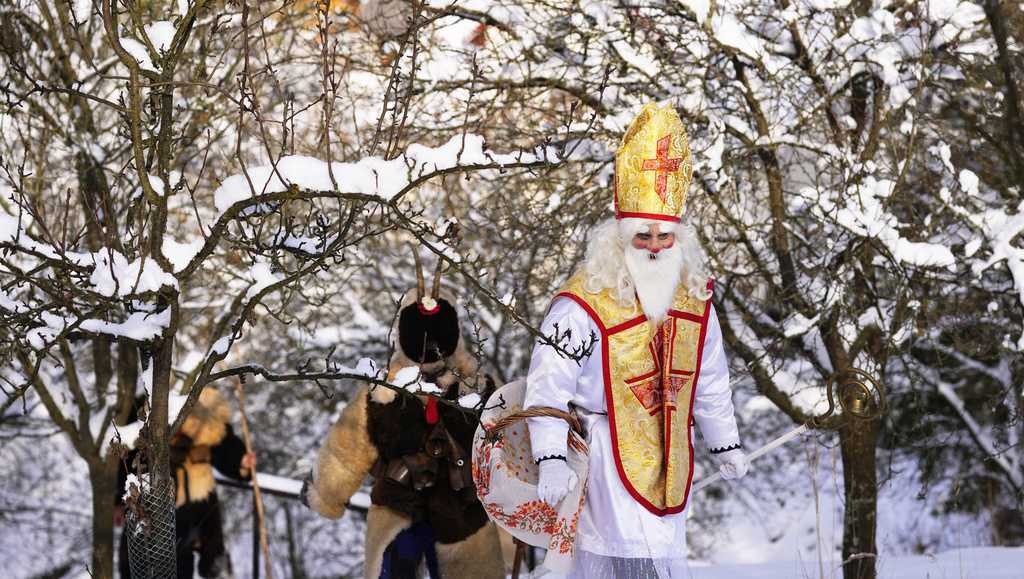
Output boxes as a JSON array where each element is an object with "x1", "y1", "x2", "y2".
[{"x1": 614, "y1": 102, "x2": 693, "y2": 223}]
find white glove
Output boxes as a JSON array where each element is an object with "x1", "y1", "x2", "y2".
[
  {"x1": 714, "y1": 448, "x2": 750, "y2": 480},
  {"x1": 537, "y1": 458, "x2": 578, "y2": 506}
]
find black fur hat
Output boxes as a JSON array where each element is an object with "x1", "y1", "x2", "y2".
[
  {"x1": 397, "y1": 247, "x2": 462, "y2": 364},
  {"x1": 397, "y1": 298, "x2": 460, "y2": 363}
]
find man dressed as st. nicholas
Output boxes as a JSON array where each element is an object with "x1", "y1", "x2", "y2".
[{"x1": 520, "y1": 102, "x2": 750, "y2": 578}]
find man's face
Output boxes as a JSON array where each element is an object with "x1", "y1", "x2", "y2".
[
  {"x1": 623, "y1": 221, "x2": 684, "y2": 322},
  {"x1": 631, "y1": 223, "x2": 676, "y2": 257}
]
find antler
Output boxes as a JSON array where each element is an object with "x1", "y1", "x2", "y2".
[
  {"x1": 431, "y1": 258, "x2": 444, "y2": 299},
  {"x1": 409, "y1": 244, "x2": 426, "y2": 300}
]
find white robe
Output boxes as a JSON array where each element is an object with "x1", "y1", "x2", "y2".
[{"x1": 524, "y1": 296, "x2": 741, "y2": 566}]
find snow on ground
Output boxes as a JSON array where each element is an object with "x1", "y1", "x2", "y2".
[
  {"x1": 684, "y1": 547, "x2": 1024, "y2": 579},
  {"x1": 524, "y1": 548, "x2": 1024, "y2": 579},
  {"x1": 6, "y1": 420, "x2": 1020, "y2": 578}
]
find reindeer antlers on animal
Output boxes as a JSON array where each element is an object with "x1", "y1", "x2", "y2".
[
  {"x1": 408, "y1": 244, "x2": 445, "y2": 301},
  {"x1": 431, "y1": 258, "x2": 444, "y2": 300},
  {"x1": 410, "y1": 244, "x2": 427, "y2": 301}
]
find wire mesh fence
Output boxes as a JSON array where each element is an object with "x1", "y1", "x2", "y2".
[{"x1": 124, "y1": 473, "x2": 178, "y2": 579}]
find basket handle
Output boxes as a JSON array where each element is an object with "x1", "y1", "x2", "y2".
[{"x1": 484, "y1": 406, "x2": 587, "y2": 454}]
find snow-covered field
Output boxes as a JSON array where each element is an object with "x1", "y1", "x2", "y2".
[
  {"x1": 5, "y1": 377, "x2": 1011, "y2": 579},
  {"x1": 686, "y1": 547, "x2": 1024, "y2": 579}
]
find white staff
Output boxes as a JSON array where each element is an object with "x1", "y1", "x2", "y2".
[
  {"x1": 694, "y1": 423, "x2": 810, "y2": 491},
  {"x1": 694, "y1": 368, "x2": 885, "y2": 492}
]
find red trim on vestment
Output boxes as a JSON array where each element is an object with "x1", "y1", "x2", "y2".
[
  {"x1": 662, "y1": 320, "x2": 677, "y2": 490},
  {"x1": 417, "y1": 302, "x2": 440, "y2": 315},
  {"x1": 551, "y1": 292, "x2": 607, "y2": 333},
  {"x1": 679, "y1": 294, "x2": 714, "y2": 513},
  {"x1": 554, "y1": 291, "x2": 663, "y2": 513},
  {"x1": 667, "y1": 319, "x2": 678, "y2": 381},
  {"x1": 607, "y1": 315, "x2": 647, "y2": 334},
  {"x1": 605, "y1": 315, "x2": 668, "y2": 513},
  {"x1": 605, "y1": 312, "x2": 680, "y2": 515},
  {"x1": 668, "y1": 309, "x2": 704, "y2": 323},
  {"x1": 664, "y1": 404, "x2": 674, "y2": 471},
  {"x1": 551, "y1": 288, "x2": 714, "y2": 517},
  {"x1": 625, "y1": 369, "x2": 659, "y2": 384},
  {"x1": 614, "y1": 211, "x2": 681, "y2": 223}
]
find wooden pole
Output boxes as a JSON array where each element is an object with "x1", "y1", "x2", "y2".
[
  {"x1": 511, "y1": 538, "x2": 526, "y2": 579},
  {"x1": 235, "y1": 375, "x2": 274, "y2": 579},
  {"x1": 252, "y1": 492, "x2": 261, "y2": 579}
]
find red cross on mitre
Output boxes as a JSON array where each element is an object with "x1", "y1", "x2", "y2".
[{"x1": 641, "y1": 134, "x2": 685, "y2": 203}]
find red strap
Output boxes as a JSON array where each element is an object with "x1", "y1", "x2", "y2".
[{"x1": 425, "y1": 396, "x2": 439, "y2": 425}]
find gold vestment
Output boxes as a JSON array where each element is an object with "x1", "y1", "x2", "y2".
[{"x1": 555, "y1": 272, "x2": 713, "y2": 515}]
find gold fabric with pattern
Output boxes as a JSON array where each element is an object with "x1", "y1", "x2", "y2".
[
  {"x1": 614, "y1": 102, "x2": 694, "y2": 222},
  {"x1": 555, "y1": 271, "x2": 711, "y2": 515}
]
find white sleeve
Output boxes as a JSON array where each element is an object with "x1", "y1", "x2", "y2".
[
  {"x1": 523, "y1": 297, "x2": 595, "y2": 462},
  {"x1": 693, "y1": 303, "x2": 742, "y2": 453}
]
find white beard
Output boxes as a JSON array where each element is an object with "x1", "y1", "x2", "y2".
[{"x1": 623, "y1": 244, "x2": 684, "y2": 324}]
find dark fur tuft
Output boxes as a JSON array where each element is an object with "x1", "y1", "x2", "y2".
[{"x1": 397, "y1": 299, "x2": 460, "y2": 363}]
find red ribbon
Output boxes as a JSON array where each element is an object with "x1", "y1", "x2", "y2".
[{"x1": 425, "y1": 396, "x2": 439, "y2": 425}]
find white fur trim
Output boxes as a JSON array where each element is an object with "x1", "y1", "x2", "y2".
[
  {"x1": 181, "y1": 388, "x2": 230, "y2": 446},
  {"x1": 175, "y1": 461, "x2": 216, "y2": 506},
  {"x1": 309, "y1": 386, "x2": 378, "y2": 519}
]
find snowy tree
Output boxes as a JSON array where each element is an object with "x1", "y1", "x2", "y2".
[
  {"x1": 2, "y1": 1, "x2": 1021, "y2": 578},
  {"x1": 888, "y1": 0, "x2": 1024, "y2": 544},
  {"x1": 0, "y1": 1, "x2": 564, "y2": 576},
  {"x1": 378, "y1": 1, "x2": 1023, "y2": 577}
]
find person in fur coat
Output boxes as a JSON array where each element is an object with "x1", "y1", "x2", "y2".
[
  {"x1": 116, "y1": 388, "x2": 256, "y2": 579},
  {"x1": 303, "y1": 262, "x2": 505, "y2": 579}
]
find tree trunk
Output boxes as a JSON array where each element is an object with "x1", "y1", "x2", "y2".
[
  {"x1": 983, "y1": 0, "x2": 1024, "y2": 185},
  {"x1": 143, "y1": 332, "x2": 177, "y2": 575},
  {"x1": 88, "y1": 457, "x2": 119, "y2": 579},
  {"x1": 839, "y1": 417, "x2": 880, "y2": 579},
  {"x1": 148, "y1": 336, "x2": 174, "y2": 485}
]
